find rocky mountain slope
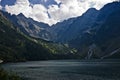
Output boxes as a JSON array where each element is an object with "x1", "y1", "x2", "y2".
[
  {"x1": 1, "y1": 2, "x2": 120, "y2": 59},
  {"x1": 2, "y1": 8, "x2": 99, "y2": 42},
  {"x1": 50, "y1": 8, "x2": 99, "y2": 42},
  {"x1": 69, "y1": 2, "x2": 120, "y2": 59},
  {"x1": 0, "y1": 12, "x2": 54, "y2": 62},
  {"x1": 2, "y1": 12, "x2": 52, "y2": 40},
  {"x1": 0, "y1": 11, "x2": 78, "y2": 62}
]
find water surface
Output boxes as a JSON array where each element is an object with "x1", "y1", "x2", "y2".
[{"x1": 2, "y1": 60, "x2": 120, "y2": 80}]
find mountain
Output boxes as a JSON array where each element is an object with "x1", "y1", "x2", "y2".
[
  {"x1": 49, "y1": 17, "x2": 76, "y2": 42},
  {"x1": 1, "y1": 11, "x2": 52, "y2": 40},
  {"x1": 1, "y1": 2, "x2": 120, "y2": 59},
  {"x1": 69, "y1": 2, "x2": 120, "y2": 59},
  {"x1": 49, "y1": 8, "x2": 99, "y2": 42},
  {"x1": 92, "y1": 1, "x2": 120, "y2": 30},
  {"x1": 0, "y1": 11, "x2": 54, "y2": 62},
  {"x1": 0, "y1": 11, "x2": 81, "y2": 62},
  {"x1": 51, "y1": 2, "x2": 120, "y2": 43},
  {"x1": 95, "y1": 8, "x2": 120, "y2": 59},
  {"x1": 2, "y1": 8, "x2": 99, "y2": 42},
  {"x1": 97, "y1": 2, "x2": 120, "y2": 22}
]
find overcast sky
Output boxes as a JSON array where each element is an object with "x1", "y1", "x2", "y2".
[{"x1": 0, "y1": 0, "x2": 118, "y2": 25}]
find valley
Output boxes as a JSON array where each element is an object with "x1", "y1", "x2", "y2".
[
  {"x1": 1, "y1": 2, "x2": 120, "y2": 60},
  {"x1": 0, "y1": 1, "x2": 120, "y2": 80}
]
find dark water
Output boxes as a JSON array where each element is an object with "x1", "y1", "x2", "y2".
[{"x1": 2, "y1": 60, "x2": 120, "y2": 80}]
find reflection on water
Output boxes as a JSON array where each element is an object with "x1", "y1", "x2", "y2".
[{"x1": 2, "y1": 60, "x2": 120, "y2": 80}]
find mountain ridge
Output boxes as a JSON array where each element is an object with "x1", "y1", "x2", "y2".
[{"x1": 1, "y1": 2, "x2": 120, "y2": 60}]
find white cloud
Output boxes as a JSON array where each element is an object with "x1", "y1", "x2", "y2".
[
  {"x1": 48, "y1": 0, "x2": 86, "y2": 22},
  {"x1": 5, "y1": 0, "x2": 56, "y2": 25},
  {"x1": 0, "y1": 6, "x2": 2, "y2": 10},
  {"x1": 5, "y1": 0, "x2": 117, "y2": 26},
  {"x1": 49, "y1": 0, "x2": 117, "y2": 22},
  {"x1": 80, "y1": 0, "x2": 117, "y2": 9},
  {"x1": 5, "y1": 0, "x2": 32, "y2": 17},
  {"x1": 0, "y1": 0, "x2": 2, "y2": 10},
  {"x1": 30, "y1": 4, "x2": 50, "y2": 23}
]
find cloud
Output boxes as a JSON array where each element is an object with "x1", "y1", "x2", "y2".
[
  {"x1": 5, "y1": 0, "x2": 56, "y2": 25},
  {"x1": 0, "y1": 6, "x2": 2, "y2": 10},
  {"x1": 5, "y1": 0, "x2": 32, "y2": 17},
  {"x1": 82, "y1": 0, "x2": 118, "y2": 9},
  {"x1": 29, "y1": 4, "x2": 56, "y2": 24},
  {"x1": 0, "y1": 0, "x2": 2, "y2": 10},
  {"x1": 4, "y1": 0, "x2": 117, "y2": 25},
  {"x1": 49, "y1": 0, "x2": 117, "y2": 22},
  {"x1": 48, "y1": 0, "x2": 86, "y2": 22}
]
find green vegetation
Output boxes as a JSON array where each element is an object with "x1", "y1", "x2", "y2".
[
  {"x1": 0, "y1": 67, "x2": 22, "y2": 80},
  {"x1": 0, "y1": 12, "x2": 53, "y2": 62},
  {"x1": 0, "y1": 12, "x2": 79, "y2": 62}
]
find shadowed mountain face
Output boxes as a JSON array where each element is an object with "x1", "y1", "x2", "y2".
[
  {"x1": 2, "y1": 12, "x2": 53, "y2": 40},
  {"x1": 0, "y1": 11, "x2": 80, "y2": 62},
  {"x1": 1, "y1": 7, "x2": 99, "y2": 42},
  {"x1": 1, "y1": 2, "x2": 120, "y2": 59},
  {"x1": 69, "y1": 2, "x2": 120, "y2": 59},
  {"x1": 94, "y1": 9, "x2": 120, "y2": 59},
  {"x1": 49, "y1": 8, "x2": 99, "y2": 42},
  {"x1": 0, "y1": 12, "x2": 54, "y2": 62}
]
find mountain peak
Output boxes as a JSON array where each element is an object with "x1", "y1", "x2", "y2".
[
  {"x1": 17, "y1": 13, "x2": 25, "y2": 17},
  {"x1": 82, "y1": 8, "x2": 98, "y2": 17},
  {"x1": 96, "y1": 1, "x2": 120, "y2": 22},
  {"x1": 86, "y1": 8, "x2": 98, "y2": 13},
  {"x1": 101, "y1": 1, "x2": 120, "y2": 10}
]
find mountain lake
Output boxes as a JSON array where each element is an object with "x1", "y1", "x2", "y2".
[{"x1": 1, "y1": 60, "x2": 120, "y2": 80}]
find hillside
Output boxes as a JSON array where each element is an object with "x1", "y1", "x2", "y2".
[
  {"x1": 2, "y1": 11, "x2": 52, "y2": 40},
  {"x1": 0, "y1": 12, "x2": 55, "y2": 62},
  {"x1": 1, "y1": 2, "x2": 120, "y2": 60},
  {"x1": 95, "y1": 9, "x2": 120, "y2": 59},
  {"x1": 0, "y1": 11, "x2": 80, "y2": 62},
  {"x1": 69, "y1": 2, "x2": 120, "y2": 59}
]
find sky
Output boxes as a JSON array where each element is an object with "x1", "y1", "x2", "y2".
[{"x1": 0, "y1": 0, "x2": 118, "y2": 25}]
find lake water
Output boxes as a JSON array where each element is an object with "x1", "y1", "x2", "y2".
[{"x1": 2, "y1": 60, "x2": 120, "y2": 80}]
